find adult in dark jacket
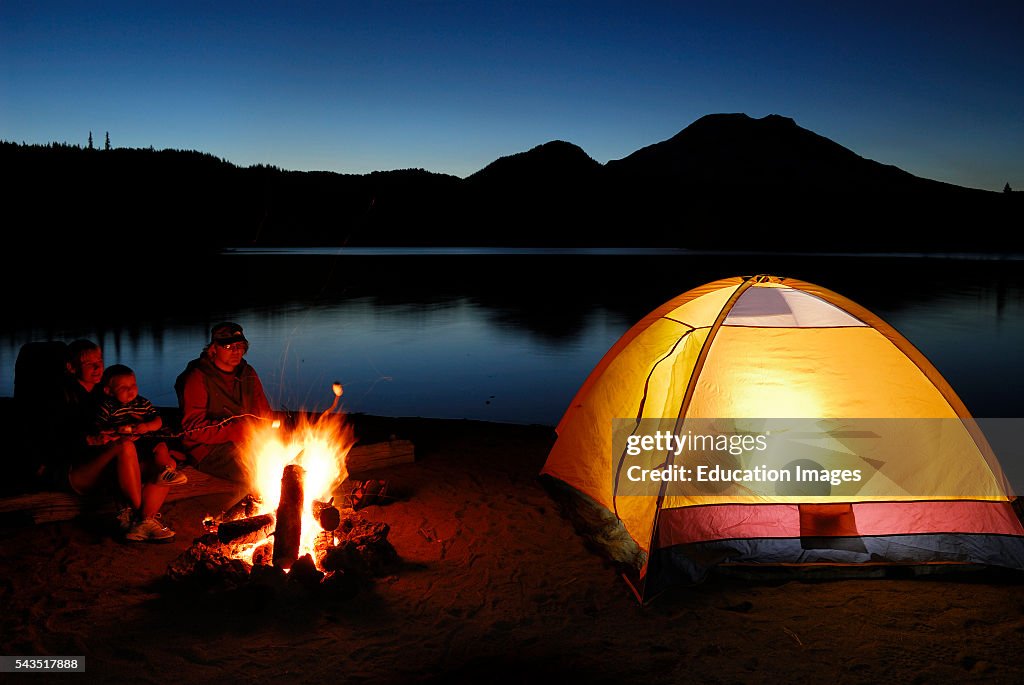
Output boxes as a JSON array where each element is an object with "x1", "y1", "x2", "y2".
[{"x1": 174, "y1": 322, "x2": 274, "y2": 484}]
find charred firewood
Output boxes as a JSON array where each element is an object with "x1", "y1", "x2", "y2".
[
  {"x1": 313, "y1": 530, "x2": 335, "y2": 568},
  {"x1": 251, "y1": 541, "x2": 274, "y2": 567},
  {"x1": 217, "y1": 513, "x2": 276, "y2": 545},
  {"x1": 287, "y1": 553, "x2": 324, "y2": 592},
  {"x1": 319, "y1": 519, "x2": 398, "y2": 577},
  {"x1": 318, "y1": 540, "x2": 356, "y2": 574},
  {"x1": 166, "y1": 541, "x2": 252, "y2": 590},
  {"x1": 273, "y1": 463, "x2": 305, "y2": 570},
  {"x1": 218, "y1": 493, "x2": 261, "y2": 523},
  {"x1": 192, "y1": 532, "x2": 222, "y2": 548},
  {"x1": 340, "y1": 518, "x2": 392, "y2": 547},
  {"x1": 342, "y1": 516, "x2": 400, "y2": 576},
  {"x1": 312, "y1": 498, "x2": 341, "y2": 531},
  {"x1": 321, "y1": 569, "x2": 360, "y2": 599}
]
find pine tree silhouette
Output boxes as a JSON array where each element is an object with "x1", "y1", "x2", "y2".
[
  {"x1": 1004, "y1": 182, "x2": 1013, "y2": 194},
  {"x1": 88, "y1": 132, "x2": 94, "y2": 150},
  {"x1": 104, "y1": 132, "x2": 111, "y2": 151}
]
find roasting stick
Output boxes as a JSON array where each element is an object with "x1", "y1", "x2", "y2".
[
  {"x1": 119, "y1": 382, "x2": 343, "y2": 440},
  {"x1": 316, "y1": 382, "x2": 345, "y2": 426}
]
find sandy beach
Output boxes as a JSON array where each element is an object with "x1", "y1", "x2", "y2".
[{"x1": 2, "y1": 414, "x2": 1023, "y2": 685}]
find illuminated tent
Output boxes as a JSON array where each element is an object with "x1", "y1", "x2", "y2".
[{"x1": 540, "y1": 275, "x2": 1024, "y2": 602}]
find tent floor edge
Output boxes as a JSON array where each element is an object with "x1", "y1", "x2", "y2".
[{"x1": 712, "y1": 561, "x2": 997, "y2": 582}]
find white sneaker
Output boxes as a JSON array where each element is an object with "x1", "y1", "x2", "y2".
[
  {"x1": 125, "y1": 514, "x2": 175, "y2": 542},
  {"x1": 155, "y1": 467, "x2": 188, "y2": 486}
]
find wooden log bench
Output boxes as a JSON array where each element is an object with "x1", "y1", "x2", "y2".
[
  {"x1": 345, "y1": 438, "x2": 415, "y2": 476},
  {"x1": 0, "y1": 468, "x2": 242, "y2": 526},
  {"x1": 0, "y1": 440, "x2": 415, "y2": 526}
]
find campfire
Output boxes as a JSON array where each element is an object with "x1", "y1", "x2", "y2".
[{"x1": 168, "y1": 397, "x2": 401, "y2": 596}]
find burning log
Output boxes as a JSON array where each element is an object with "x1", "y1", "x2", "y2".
[
  {"x1": 218, "y1": 493, "x2": 261, "y2": 523},
  {"x1": 312, "y1": 498, "x2": 341, "y2": 531},
  {"x1": 217, "y1": 513, "x2": 276, "y2": 546},
  {"x1": 313, "y1": 530, "x2": 335, "y2": 568},
  {"x1": 273, "y1": 463, "x2": 305, "y2": 570},
  {"x1": 252, "y1": 541, "x2": 274, "y2": 567}
]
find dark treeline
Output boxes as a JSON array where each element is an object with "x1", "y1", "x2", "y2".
[{"x1": 4, "y1": 113, "x2": 1021, "y2": 257}]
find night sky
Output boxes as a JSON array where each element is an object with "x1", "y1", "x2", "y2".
[{"x1": 3, "y1": 1, "x2": 1021, "y2": 191}]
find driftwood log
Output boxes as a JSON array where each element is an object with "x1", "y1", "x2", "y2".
[
  {"x1": 273, "y1": 464, "x2": 305, "y2": 570},
  {"x1": 345, "y1": 439, "x2": 415, "y2": 475},
  {"x1": 217, "y1": 513, "x2": 276, "y2": 545},
  {"x1": 0, "y1": 468, "x2": 239, "y2": 525},
  {"x1": 0, "y1": 438, "x2": 412, "y2": 526}
]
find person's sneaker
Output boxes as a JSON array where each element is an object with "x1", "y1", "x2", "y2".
[
  {"x1": 154, "y1": 466, "x2": 188, "y2": 486},
  {"x1": 125, "y1": 514, "x2": 175, "y2": 542},
  {"x1": 115, "y1": 506, "x2": 136, "y2": 533}
]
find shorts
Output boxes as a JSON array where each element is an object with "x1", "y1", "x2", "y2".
[
  {"x1": 193, "y1": 442, "x2": 250, "y2": 485},
  {"x1": 133, "y1": 437, "x2": 167, "y2": 460}
]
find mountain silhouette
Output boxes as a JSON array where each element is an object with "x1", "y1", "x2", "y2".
[
  {"x1": 606, "y1": 113, "x2": 975, "y2": 196},
  {"x1": 3, "y1": 113, "x2": 1018, "y2": 254},
  {"x1": 468, "y1": 140, "x2": 602, "y2": 184},
  {"x1": 595, "y1": 113, "x2": 1009, "y2": 250}
]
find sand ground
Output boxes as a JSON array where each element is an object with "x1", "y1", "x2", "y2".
[{"x1": 2, "y1": 415, "x2": 1023, "y2": 685}]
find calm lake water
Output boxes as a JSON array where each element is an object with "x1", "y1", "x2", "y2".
[{"x1": 2, "y1": 248, "x2": 1022, "y2": 425}]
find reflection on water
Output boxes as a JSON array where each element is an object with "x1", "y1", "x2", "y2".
[{"x1": 1, "y1": 250, "x2": 1021, "y2": 424}]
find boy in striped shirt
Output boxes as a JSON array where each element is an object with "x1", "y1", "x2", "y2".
[{"x1": 96, "y1": 364, "x2": 187, "y2": 486}]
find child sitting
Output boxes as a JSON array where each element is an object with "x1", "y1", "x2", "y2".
[{"x1": 96, "y1": 364, "x2": 187, "y2": 487}]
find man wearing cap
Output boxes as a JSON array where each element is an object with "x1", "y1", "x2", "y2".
[{"x1": 173, "y1": 322, "x2": 274, "y2": 484}]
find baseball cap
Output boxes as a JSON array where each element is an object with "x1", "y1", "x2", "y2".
[{"x1": 210, "y1": 322, "x2": 248, "y2": 346}]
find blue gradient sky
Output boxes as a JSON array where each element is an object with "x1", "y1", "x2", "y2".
[{"x1": 3, "y1": 1, "x2": 1021, "y2": 190}]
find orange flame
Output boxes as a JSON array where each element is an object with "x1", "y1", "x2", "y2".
[{"x1": 235, "y1": 412, "x2": 355, "y2": 566}]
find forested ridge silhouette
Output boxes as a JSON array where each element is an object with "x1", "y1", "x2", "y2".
[{"x1": 5, "y1": 113, "x2": 1020, "y2": 255}]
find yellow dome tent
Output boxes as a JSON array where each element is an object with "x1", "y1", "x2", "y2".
[{"x1": 540, "y1": 275, "x2": 1024, "y2": 602}]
